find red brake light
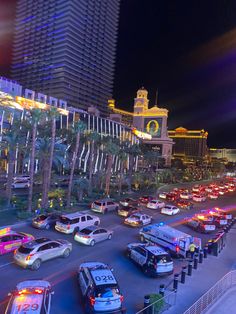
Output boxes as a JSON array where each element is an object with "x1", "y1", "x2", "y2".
[
  {"x1": 26, "y1": 254, "x2": 34, "y2": 261},
  {"x1": 83, "y1": 235, "x2": 91, "y2": 238},
  {"x1": 90, "y1": 296, "x2": 95, "y2": 306},
  {"x1": 14, "y1": 249, "x2": 17, "y2": 255},
  {"x1": 120, "y1": 295, "x2": 124, "y2": 302},
  {"x1": 34, "y1": 289, "x2": 43, "y2": 294},
  {"x1": 176, "y1": 246, "x2": 180, "y2": 253},
  {"x1": 67, "y1": 224, "x2": 70, "y2": 230},
  {"x1": 18, "y1": 289, "x2": 27, "y2": 295}
]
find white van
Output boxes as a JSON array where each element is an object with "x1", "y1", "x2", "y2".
[{"x1": 139, "y1": 223, "x2": 201, "y2": 258}]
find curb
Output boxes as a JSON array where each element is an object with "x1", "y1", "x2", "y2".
[{"x1": 1, "y1": 220, "x2": 30, "y2": 229}]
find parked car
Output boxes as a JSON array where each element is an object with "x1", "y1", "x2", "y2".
[
  {"x1": 185, "y1": 216, "x2": 216, "y2": 233},
  {"x1": 5, "y1": 280, "x2": 53, "y2": 314},
  {"x1": 91, "y1": 199, "x2": 119, "y2": 214},
  {"x1": 158, "y1": 192, "x2": 167, "y2": 199},
  {"x1": 180, "y1": 192, "x2": 193, "y2": 200},
  {"x1": 55, "y1": 212, "x2": 100, "y2": 234},
  {"x1": 208, "y1": 192, "x2": 219, "y2": 200},
  {"x1": 32, "y1": 213, "x2": 60, "y2": 230},
  {"x1": 147, "y1": 200, "x2": 165, "y2": 210},
  {"x1": 117, "y1": 206, "x2": 139, "y2": 217},
  {"x1": 161, "y1": 205, "x2": 180, "y2": 216},
  {"x1": 139, "y1": 195, "x2": 153, "y2": 204},
  {"x1": 78, "y1": 262, "x2": 125, "y2": 314},
  {"x1": 14, "y1": 237, "x2": 72, "y2": 270},
  {"x1": 119, "y1": 198, "x2": 138, "y2": 207},
  {"x1": 74, "y1": 226, "x2": 113, "y2": 246},
  {"x1": 124, "y1": 213, "x2": 152, "y2": 227},
  {"x1": 166, "y1": 192, "x2": 178, "y2": 202},
  {"x1": 192, "y1": 194, "x2": 206, "y2": 202},
  {"x1": 11, "y1": 180, "x2": 30, "y2": 189},
  {"x1": 126, "y1": 242, "x2": 173, "y2": 276},
  {"x1": 176, "y1": 199, "x2": 194, "y2": 210}
]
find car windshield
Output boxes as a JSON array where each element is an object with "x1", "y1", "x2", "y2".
[
  {"x1": 94, "y1": 285, "x2": 120, "y2": 298},
  {"x1": 35, "y1": 215, "x2": 47, "y2": 221},
  {"x1": 131, "y1": 214, "x2": 140, "y2": 219},
  {"x1": 59, "y1": 217, "x2": 71, "y2": 224},
  {"x1": 18, "y1": 246, "x2": 33, "y2": 254},
  {"x1": 150, "y1": 201, "x2": 157, "y2": 204},
  {"x1": 94, "y1": 202, "x2": 102, "y2": 206},
  {"x1": 80, "y1": 228, "x2": 92, "y2": 235}
]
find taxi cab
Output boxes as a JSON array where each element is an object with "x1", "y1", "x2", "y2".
[
  {"x1": 0, "y1": 228, "x2": 34, "y2": 255},
  {"x1": 126, "y1": 243, "x2": 173, "y2": 277},
  {"x1": 5, "y1": 280, "x2": 53, "y2": 314}
]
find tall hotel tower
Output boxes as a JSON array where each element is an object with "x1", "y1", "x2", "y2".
[{"x1": 11, "y1": 0, "x2": 120, "y2": 114}]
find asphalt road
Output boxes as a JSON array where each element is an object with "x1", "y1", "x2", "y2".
[{"x1": 0, "y1": 190, "x2": 236, "y2": 313}]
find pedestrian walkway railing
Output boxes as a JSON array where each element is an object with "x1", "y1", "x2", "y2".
[
  {"x1": 135, "y1": 291, "x2": 177, "y2": 314},
  {"x1": 183, "y1": 270, "x2": 236, "y2": 314}
]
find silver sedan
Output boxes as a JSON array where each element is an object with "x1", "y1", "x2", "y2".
[
  {"x1": 74, "y1": 226, "x2": 113, "y2": 246},
  {"x1": 14, "y1": 237, "x2": 72, "y2": 270}
]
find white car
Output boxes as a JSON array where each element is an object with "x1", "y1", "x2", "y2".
[
  {"x1": 192, "y1": 194, "x2": 206, "y2": 202},
  {"x1": 124, "y1": 213, "x2": 152, "y2": 227},
  {"x1": 13, "y1": 175, "x2": 30, "y2": 182},
  {"x1": 147, "y1": 200, "x2": 165, "y2": 210},
  {"x1": 192, "y1": 185, "x2": 201, "y2": 192},
  {"x1": 161, "y1": 205, "x2": 180, "y2": 216},
  {"x1": 11, "y1": 180, "x2": 30, "y2": 189},
  {"x1": 180, "y1": 192, "x2": 193, "y2": 200},
  {"x1": 159, "y1": 192, "x2": 167, "y2": 199},
  {"x1": 208, "y1": 193, "x2": 219, "y2": 200}
]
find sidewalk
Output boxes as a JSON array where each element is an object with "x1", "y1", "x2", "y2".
[
  {"x1": 205, "y1": 286, "x2": 236, "y2": 314},
  {"x1": 167, "y1": 226, "x2": 236, "y2": 314}
]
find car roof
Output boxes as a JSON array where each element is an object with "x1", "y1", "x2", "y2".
[
  {"x1": 23, "y1": 238, "x2": 50, "y2": 248},
  {"x1": 60, "y1": 212, "x2": 85, "y2": 219},
  {"x1": 95, "y1": 199, "x2": 115, "y2": 202},
  {"x1": 81, "y1": 225, "x2": 98, "y2": 231},
  {"x1": 16, "y1": 280, "x2": 50, "y2": 290},
  {"x1": 91, "y1": 269, "x2": 117, "y2": 286},
  {"x1": 146, "y1": 245, "x2": 168, "y2": 255}
]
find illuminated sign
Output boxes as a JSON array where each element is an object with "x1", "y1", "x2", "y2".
[
  {"x1": 144, "y1": 118, "x2": 162, "y2": 137},
  {"x1": 131, "y1": 127, "x2": 152, "y2": 140},
  {"x1": 0, "y1": 92, "x2": 23, "y2": 111}
]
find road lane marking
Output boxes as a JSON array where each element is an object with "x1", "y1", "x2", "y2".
[{"x1": 0, "y1": 261, "x2": 14, "y2": 269}]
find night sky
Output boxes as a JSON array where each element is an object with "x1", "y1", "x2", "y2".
[{"x1": 1, "y1": 0, "x2": 236, "y2": 148}]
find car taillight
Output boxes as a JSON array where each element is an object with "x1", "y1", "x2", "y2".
[
  {"x1": 18, "y1": 289, "x2": 27, "y2": 295},
  {"x1": 176, "y1": 246, "x2": 180, "y2": 253},
  {"x1": 83, "y1": 235, "x2": 90, "y2": 238},
  {"x1": 90, "y1": 296, "x2": 95, "y2": 306},
  {"x1": 14, "y1": 249, "x2": 17, "y2": 255},
  {"x1": 67, "y1": 224, "x2": 70, "y2": 230},
  {"x1": 26, "y1": 254, "x2": 34, "y2": 261},
  {"x1": 34, "y1": 289, "x2": 43, "y2": 294},
  {"x1": 120, "y1": 295, "x2": 124, "y2": 302}
]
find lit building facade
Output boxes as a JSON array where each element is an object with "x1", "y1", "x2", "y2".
[
  {"x1": 209, "y1": 148, "x2": 236, "y2": 162},
  {"x1": 11, "y1": 0, "x2": 120, "y2": 115},
  {"x1": 168, "y1": 127, "x2": 208, "y2": 159},
  {"x1": 0, "y1": 77, "x2": 138, "y2": 173},
  {"x1": 109, "y1": 87, "x2": 173, "y2": 166}
]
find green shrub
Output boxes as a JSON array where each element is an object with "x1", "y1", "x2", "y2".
[
  {"x1": 149, "y1": 294, "x2": 164, "y2": 312},
  {"x1": 17, "y1": 210, "x2": 33, "y2": 220}
]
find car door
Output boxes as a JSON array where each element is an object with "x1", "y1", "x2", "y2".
[
  {"x1": 97, "y1": 228, "x2": 109, "y2": 241},
  {"x1": 37, "y1": 243, "x2": 53, "y2": 261},
  {"x1": 11, "y1": 234, "x2": 24, "y2": 250},
  {"x1": 143, "y1": 215, "x2": 150, "y2": 225},
  {"x1": 131, "y1": 247, "x2": 147, "y2": 266},
  {"x1": 107, "y1": 201, "x2": 115, "y2": 211},
  {"x1": 47, "y1": 241, "x2": 63, "y2": 259},
  {"x1": 80, "y1": 216, "x2": 87, "y2": 229},
  {"x1": 92, "y1": 229, "x2": 102, "y2": 242},
  {"x1": 0, "y1": 235, "x2": 16, "y2": 253}
]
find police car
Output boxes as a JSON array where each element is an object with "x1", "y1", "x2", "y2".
[
  {"x1": 0, "y1": 228, "x2": 34, "y2": 255},
  {"x1": 78, "y1": 262, "x2": 126, "y2": 314},
  {"x1": 185, "y1": 216, "x2": 216, "y2": 233},
  {"x1": 124, "y1": 213, "x2": 152, "y2": 227},
  {"x1": 126, "y1": 243, "x2": 173, "y2": 277},
  {"x1": 5, "y1": 280, "x2": 53, "y2": 314}
]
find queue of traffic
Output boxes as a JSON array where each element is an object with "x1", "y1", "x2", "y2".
[{"x1": 1, "y1": 178, "x2": 236, "y2": 313}]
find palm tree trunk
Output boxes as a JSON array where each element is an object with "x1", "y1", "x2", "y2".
[
  {"x1": 6, "y1": 149, "x2": 15, "y2": 207},
  {"x1": 28, "y1": 123, "x2": 37, "y2": 212},
  {"x1": 42, "y1": 117, "x2": 56, "y2": 209},
  {"x1": 67, "y1": 132, "x2": 80, "y2": 208},
  {"x1": 118, "y1": 161, "x2": 124, "y2": 196},
  {"x1": 105, "y1": 154, "x2": 113, "y2": 196},
  {"x1": 41, "y1": 157, "x2": 50, "y2": 209},
  {"x1": 128, "y1": 155, "x2": 134, "y2": 192},
  {"x1": 88, "y1": 140, "x2": 94, "y2": 194}
]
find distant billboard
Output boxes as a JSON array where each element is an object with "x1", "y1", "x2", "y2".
[{"x1": 144, "y1": 118, "x2": 162, "y2": 137}]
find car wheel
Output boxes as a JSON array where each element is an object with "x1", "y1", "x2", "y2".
[
  {"x1": 90, "y1": 240, "x2": 95, "y2": 246},
  {"x1": 63, "y1": 248, "x2": 70, "y2": 258},
  {"x1": 126, "y1": 250, "x2": 131, "y2": 258},
  {"x1": 45, "y1": 224, "x2": 50, "y2": 230},
  {"x1": 94, "y1": 221, "x2": 99, "y2": 226},
  {"x1": 31, "y1": 259, "x2": 41, "y2": 271},
  {"x1": 108, "y1": 233, "x2": 112, "y2": 240}
]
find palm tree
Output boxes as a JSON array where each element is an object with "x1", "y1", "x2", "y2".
[
  {"x1": 73, "y1": 177, "x2": 89, "y2": 202},
  {"x1": 27, "y1": 108, "x2": 44, "y2": 212},
  {"x1": 118, "y1": 149, "x2": 127, "y2": 195},
  {"x1": 85, "y1": 131, "x2": 101, "y2": 194},
  {"x1": 101, "y1": 136, "x2": 119, "y2": 196},
  {"x1": 125, "y1": 142, "x2": 141, "y2": 192},
  {"x1": 35, "y1": 138, "x2": 68, "y2": 209},
  {"x1": 66, "y1": 120, "x2": 87, "y2": 208}
]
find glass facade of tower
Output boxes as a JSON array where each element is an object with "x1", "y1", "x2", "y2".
[{"x1": 11, "y1": 0, "x2": 120, "y2": 115}]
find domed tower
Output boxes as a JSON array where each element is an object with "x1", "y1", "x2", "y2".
[{"x1": 134, "y1": 87, "x2": 149, "y2": 114}]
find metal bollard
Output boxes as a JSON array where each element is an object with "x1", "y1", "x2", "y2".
[
  {"x1": 199, "y1": 250, "x2": 204, "y2": 263},
  {"x1": 159, "y1": 284, "x2": 165, "y2": 297},
  {"x1": 173, "y1": 274, "x2": 179, "y2": 291},
  {"x1": 195, "y1": 247, "x2": 200, "y2": 254},
  {"x1": 181, "y1": 266, "x2": 187, "y2": 284},
  {"x1": 203, "y1": 246, "x2": 208, "y2": 258},
  {"x1": 193, "y1": 254, "x2": 198, "y2": 269},
  {"x1": 188, "y1": 260, "x2": 193, "y2": 276},
  {"x1": 143, "y1": 295, "x2": 151, "y2": 314}
]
